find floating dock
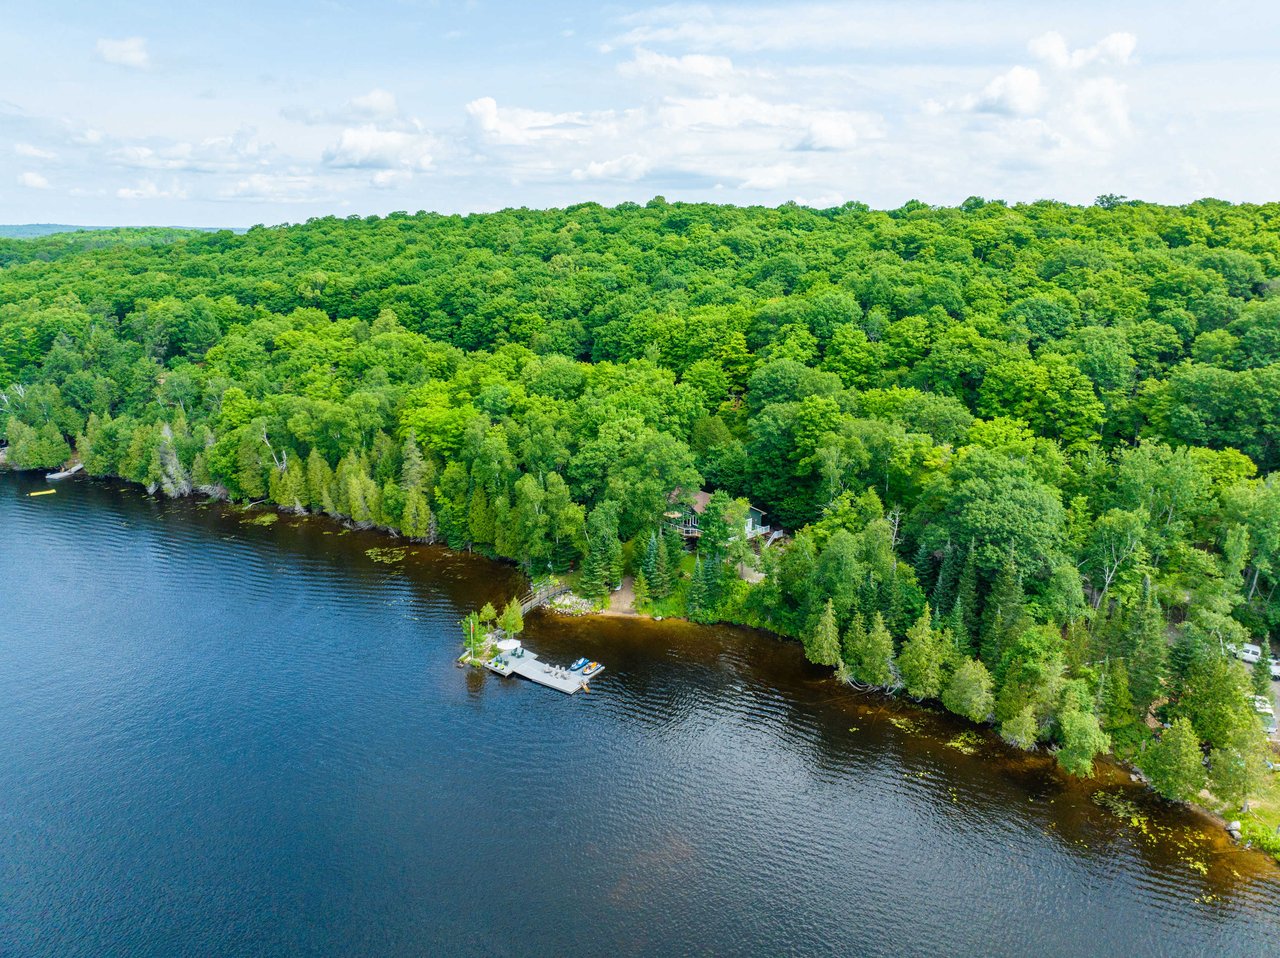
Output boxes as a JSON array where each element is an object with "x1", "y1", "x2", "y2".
[{"x1": 484, "y1": 650, "x2": 602, "y2": 695}]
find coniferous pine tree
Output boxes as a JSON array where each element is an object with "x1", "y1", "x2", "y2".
[
  {"x1": 981, "y1": 554, "x2": 1025, "y2": 670},
  {"x1": 1139, "y1": 716, "x2": 1206, "y2": 803},
  {"x1": 807, "y1": 599, "x2": 841, "y2": 667},
  {"x1": 949, "y1": 543, "x2": 979, "y2": 656},
  {"x1": 633, "y1": 568, "x2": 650, "y2": 608},
  {"x1": 1100, "y1": 658, "x2": 1142, "y2": 753},
  {"x1": 899, "y1": 605, "x2": 944, "y2": 700},
  {"x1": 1123, "y1": 578, "x2": 1169, "y2": 716},
  {"x1": 942, "y1": 658, "x2": 994, "y2": 723},
  {"x1": 1001, "y1": 704, "x2": 1038, "y2": 750},
  {"x1": 841, "y1": 612, "x2": 868, "y2": 672},
  {"x1": 687, "y1": 556, "x2": 708, "y2": 617},
  {"x1": 931, "y1": 542, "x2": 961, "y2": 618},
  {"x1": 653, "y1": 534, "x2": 672, "y2": 598}
]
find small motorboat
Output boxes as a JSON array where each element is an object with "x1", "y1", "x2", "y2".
[
  {"x1": 582, "y1": 662, "x2": 602, "y2": 677},
  {"x1": 569, "y1": 657, "x2": 589, "y2": 671}
]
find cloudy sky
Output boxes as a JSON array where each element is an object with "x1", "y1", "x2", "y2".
[{"x1": 3, "y1": 0, "x2": 1277, "y2": 225}]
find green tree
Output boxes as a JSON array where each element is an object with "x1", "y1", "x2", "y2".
[
  {"x1": 400, "y1": 486, "x2": 433, "y2": 539},
  {"x1": 1208, "y1": 725, "x2": 1269, "y2": 809},
  {"x1": 1121, "y1": 582, "x2": 1169, "y2": 717},
  {"x1": 898, "y1": 606, "x2": 945, "y2": 700},
  {"x1": 306, "y1": 449, "x2": 335, "y2": 514},
  {"x1": 633, "y1": 568, "x2": 650, "y2": 608},
  {"x1": 1251, "y1": 651, "x2": 1272, "y2": 698},
  {"x1": 652, "y1": 534, "x2": 673, "y2": 598},
  {"x1": 942, "y1": 658, "x2": 994, "y2": 723},
  {"x1": 948, "y1": 543, "x2": 979, "y2": 655},
  {"x1": 843, "y1": 611, "x2": 896, "y2": 687},
  {"x1": 1176, "y1": 651, "x2": 1254, "y2": 750},
  {"x1": 497, "y1": 597, "x2": 524, "y2": 638},
  {"x1": 807, "y1": 598, "x2": 841, "y2": 667},
  {"x1": 1139, "y1": 717, "x2": 1206, "y2": 803},
  {"x1": 1001, "y1": 704, "x2": 1038, "y2": 750},
  {"x1": 1100, "y1": 659, "x2": 1143, "y2": 754},
  {"x1": 1056, "y1": 709, "x2": 1111, "y2": 777},
  {"x1": 980, "y1": 556, "x2": 1026, "y2": 670}
]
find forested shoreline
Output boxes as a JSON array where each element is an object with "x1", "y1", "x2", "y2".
[{"x1": 3, "y1": 197, "x2": 1279, "y2": 828}]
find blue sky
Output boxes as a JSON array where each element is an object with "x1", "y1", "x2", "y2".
[{"x1": 3, "y1": 0, "x2": 1278, "y2": 225}]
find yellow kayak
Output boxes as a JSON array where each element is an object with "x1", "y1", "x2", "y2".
[{"x1": 28, "y1": 489, "x2": 57, "y2": 497}]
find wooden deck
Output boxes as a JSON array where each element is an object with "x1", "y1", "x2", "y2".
[{"x1": 484, "y1": 650, "x2": 603, "y2": 694}]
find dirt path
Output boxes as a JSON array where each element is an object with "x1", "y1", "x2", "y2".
[{"x1": 601, "y1": 575, "x2": 637, "y2": 616}]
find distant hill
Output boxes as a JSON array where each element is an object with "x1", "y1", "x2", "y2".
[
  {"x1": 0, "y1": 225, "x2": 250, "y2": 267},
  {"x1": 0, "y1": 224, "x2": 246, "y2": 238}
]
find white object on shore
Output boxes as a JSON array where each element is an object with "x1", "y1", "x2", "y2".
[{"x1": 46, "y1": 462, "x2": 84, "y2": 481}]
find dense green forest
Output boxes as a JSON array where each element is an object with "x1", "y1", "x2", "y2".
[{"x1": 3, "y1": 196, "x2": 1279, "y2": 808}]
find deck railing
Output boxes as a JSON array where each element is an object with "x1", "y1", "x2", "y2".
[{"x1": 517, "y1": 582, "x2": 571, "y2": 615}]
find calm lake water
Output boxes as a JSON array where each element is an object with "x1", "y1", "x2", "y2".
[{"x1": 2, "y1": 473, "x2": 1279, "y2": 957}]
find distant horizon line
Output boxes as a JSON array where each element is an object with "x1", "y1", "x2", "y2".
[{"x1": 6, "y1": 194, "x2": 1279, "y2": 236}]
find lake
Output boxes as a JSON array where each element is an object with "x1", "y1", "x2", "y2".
[{"x1": 2, "y1": 473, "x2": 1279, "y2": 957}]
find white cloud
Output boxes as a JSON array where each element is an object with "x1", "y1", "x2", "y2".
[
  {"x1": 286, "y1": 88, "x2": 403, "y2": 126},
  {"x1": 616, "y1": 2, "x2": 1006, "y2": 53},
  {"x1": 109, "y1": 130, "x2": 269, "y2": 173},
  {"x1": 117, "y1": 178, "x2": 187, "y2": 200},
  {"x1": 924, "y1": 30, "x2": 1134, "y2": 163},
  {"x1": 322, "y1": 125, "x2": 434, "y2": 170},
  {"x1": 19, "y1": 171, "x2": 50, "y2": 189},
  {"x1": 1030, "y1": 31, "x2": 1137, "y2": 70},
  {"x1": 619, "y1": 48, "x2": 737, "y2": 81},
  {"x1": 572, "y1": 153, "x2": 651, "y2": 181},
  {"x1": 222, "y1": 172, "x2": 320, "y2": 202},
  {"x1": 349, "y1": 89, "x2": 398, "y2": 119},
  {"x1": 15, "y1": 143, "x2": 57, "y2": 160},
  {"x1": 467, "y1": 90, "x2": 881, "y2": 193},
  {"x1": 371, "y1": 169, "x2": 413, "y2": 189},
  {"x1": 466, "y1": 97, "x2": 596, "y2": 146},
  {"x1": 97, "y1": 37, "x2": 149, "y2": 69},
  {"x1": 1063, "y1": 77, "x2": 1131, "y2": 149},
  {"x1": 970, "y1": 66, "x2": 1046, "y2": 115}
]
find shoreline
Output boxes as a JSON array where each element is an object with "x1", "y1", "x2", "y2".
[{"x1": 5, "y1": 463, "x2": 1274, "y2": 862}]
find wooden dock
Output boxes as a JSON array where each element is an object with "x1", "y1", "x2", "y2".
[{"x1": 484, "y1": 650, "x2": 603, "y2": 695}]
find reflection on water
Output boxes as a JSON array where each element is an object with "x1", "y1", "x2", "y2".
[{"x1": 1, "y1": 472, "x2": 1278, "y2": 957}]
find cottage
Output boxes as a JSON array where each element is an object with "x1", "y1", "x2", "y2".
[{"x1": 665, "y1": 490, "x2": 770, "y2": 541}]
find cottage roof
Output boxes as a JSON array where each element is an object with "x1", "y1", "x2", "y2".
[{"x1": 669, "y1": 488, "x2": 765, "y2": 517}]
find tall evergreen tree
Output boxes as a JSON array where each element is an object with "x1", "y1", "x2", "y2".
[
  {"x1": 1122, "y1": 579, "x2": 1169, "y2": 716},
  {"x1": 1100, "y1": 658, "x2": 1142, "y2": 753},
  {"x1": 949, "y1": 543, "x2": 979, "y2": 656},
  {"x1": 642, "y1": 533, "x2": 659, "y2": 583},
  {"x1": 841, "y1": 612, "x2": 867, "y2": 671},
  {"x1": 305, "y1": 448, "x2": 335, "y2": 515},
  {"x1": 942, "y1": 658, "x2": 994, "y2": 723},
  {"x1": 981, "y1": 555, "x2": 1025, "y2": 670},
  {"x1": 851, "y1": 612, "x2": 897, "y2": 687},
  {"x1": 931, "y1": 542, "x2": 961, "y2": 617},
  {"x1": 687, "y1": 556, "x2": 708, "y2": 616},
  {"x1": 653, "y1": 534, "x2": 673, "y2": 599},
  {"x1": 1139, "y1": 717, "x2": 1206, "y2": 803},
  {"x1": 1251, "y1": 651, "x2": 1272, "y2": 698},
  {"x1": 400, "y1": 485, "x2": 432, "y2": 539},
  {"x1": 899, "y1": 605, "x2": 944, "y2": 700},
  {"x1": 807, "y1": 599, "x2": 842, "y2": 667}
]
